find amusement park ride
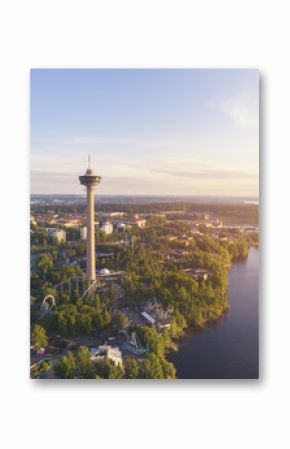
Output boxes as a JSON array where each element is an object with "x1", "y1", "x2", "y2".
[{"x1": 39, "y1": 274, "x2": 108, "y2": 318}]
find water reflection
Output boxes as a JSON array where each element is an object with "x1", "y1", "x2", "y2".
[{"x1": 168, "y1": 247, "x2": 259, "y2": 379}]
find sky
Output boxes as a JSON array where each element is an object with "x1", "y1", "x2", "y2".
[{"x1": 30, "y1": 69, "x2": 259, "y2": 196}]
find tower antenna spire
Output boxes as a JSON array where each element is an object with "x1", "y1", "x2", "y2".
[{"x1": 88, "y1": 154, "x2": 91, "y2": 169}]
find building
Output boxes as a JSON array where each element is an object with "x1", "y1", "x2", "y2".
[
  {"x1": 97, "y1": 268, "x2": 125, "y2": 281},
  {"x1": 111, "y1": 217, "x2": 146, "y2": 229},
  {"x1": 100, "y1": 221, "x2": 113, "y2": 235},
  {"x1": 165, "y1": 234, "x2": 179, "y2": 241},
  {"x1": 165, "y1": 249, "x2": 189, "y2": 260},
  {"x1": 80, "y1": 226, "x2": 87, "y2": 240},
  {"x1": 141, "y1": 311, "x2": 156, "y2": 325},
  {"x1": 46, "y1": 228, "x2": 66, "y2": 243},
  {"x1": 108, "y1": 212, "x2": 126, "y2": 217},
  {"x1": 61, "y1": 218, "x2": 82, "y2": 227},
  {"x1": 141, "y1": 298, "x2": 172, "y2": 331},
  {"x1": 96, "y1": 251, "x2": 114, "y2": 263},
  {"x1": 184, "y1": 268, "x2": 209, "y2": 281},
  {"x1": 90, "y1": 345, "x2": 123, "y2": 368},
  {"x1": 179, "y1": 235, "x2": 193, "y2": 246},
  {"x1": 116, "y1": 222, "x2": 127, "y2": 231},
  {"x1": 79, "y1": 158, "x2": 101, "y2": 282},
  {"x1": 208, "y1": 218, "x2": 223, "y2": 228},
  {"x1": 134, "y1": 218, "x2": 146, "y2": 228}
]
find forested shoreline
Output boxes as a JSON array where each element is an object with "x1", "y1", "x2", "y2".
[{"x1": 31, "y1": 204, "x2": 258, "y2": 379}]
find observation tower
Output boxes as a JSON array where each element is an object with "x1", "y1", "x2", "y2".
[{"x1": 79, "y1": 157, "x2": 101, "y2": 282}]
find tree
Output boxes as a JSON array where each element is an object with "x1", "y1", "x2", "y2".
[
  {"x1": 57, "y1": 304, "x2": 78, "y2": 335},
  {"x1": 161, "y1": 358, "x2": 176, "y2": 379},
  {"x1": 40, "y1": 360, "x2": 51, "y2": 371},
  {"x1": 78, "y1": 312, "x2": 93, "y2": 335},
  {"x1": 54, "y1": 352, "x2": 77, "y2": 379},
  {"x1": 77, "y1": 346, "x2": 95, "y2": 379},
  {"x1": 124, "y1": 359, "x2": 141, "y2": 379},
  {"x1": 31, "y1": 324, "x2": 48, "y2": 349},
  {"x1": 142, "y1": 353, "x2": 164, "y2": 379},
  {"x1": 36, "y1": 253, "x2": 53, "y2": 275},
  {"x1": 94, "y1": 359, "x2": 123, "y2": 379},
  {"x1": 171, "y1": 311, "x2": 187, "y2": 338},
  {"x1": 140, "y1": 353, "x2": 176, "y2": 379},
  {"x1": 136, "y1": 325, "x2": 165, "y2": 358},
  {"x1": 116, "y1": 313, "x2": 128, "y2": 331}
]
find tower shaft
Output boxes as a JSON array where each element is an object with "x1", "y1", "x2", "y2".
[
  {"x1": 86, "y1": 185, "x2": 96, "y2": 282},
  {"x1": 79, "y1": 161, "x2": 101, "y2": 284}
]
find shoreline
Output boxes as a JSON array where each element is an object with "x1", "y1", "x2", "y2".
[
  {"x1": 166, "y1": 306, "x2": 229, "y2": 357},
  {"x1": 166, "y1": 246, "x2": 259, "y2": 378}
]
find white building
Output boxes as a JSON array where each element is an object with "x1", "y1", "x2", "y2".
[
  {"x1": 46, "y1": 228, "x2": 66, "y2": 243},
  {"x1": 135, "y1": 219, "x2": 146, "y2": 228},
  {"x1": 126, "y1": 218, "x2": 146, "y2": 228},
  {"x1": 109, "y1": 212, "x2": 126, "y2": 217},
  {"x1": 80, "y1": 226, "x2": 87, "y2": 240},
  {"x1": 90, "y1": 345, "x2": 123, "y2": 368},
  {"x1": 97, "y1": 268, "x2": 125, "y2": 281},
  {"x1": 100, "y1": 221, "x2": 113, "y2": 235},
  {"x1": 116, "y1": 222, "x2": 127, "y2": 231}
]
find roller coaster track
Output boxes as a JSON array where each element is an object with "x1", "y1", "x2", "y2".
[{"x1": 39, "y1": 275, "x2": 106, "y2": 317}]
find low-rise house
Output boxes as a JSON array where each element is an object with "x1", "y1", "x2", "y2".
[
  {"x1": 166, "y1": 249, "x2": 189, "y2": 261},
  {"x1": 141, "y1": 298, "x2": 172, "y2": 330},
  {"x1": 127, "y1": 218, "x2": 146, "y2": 228},
  {"x1": 184, "y1": 268, "x2": 209, "y2": 281}
]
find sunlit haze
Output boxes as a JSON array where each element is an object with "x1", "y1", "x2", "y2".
[{"x1": 31, "y1": 69, "x2": 259, "y2": 197}]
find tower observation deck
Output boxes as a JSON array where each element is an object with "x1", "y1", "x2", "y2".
[{"x1": 79, "y1": 157, "x2": 101, "y2": 282}]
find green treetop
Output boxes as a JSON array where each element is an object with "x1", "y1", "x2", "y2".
[
  {"x1": 54, "y1": 352, "x2": 77, "y2": 379},
  {"x1": 31, "y1": 324, "x2": 48, "y2": 349}
]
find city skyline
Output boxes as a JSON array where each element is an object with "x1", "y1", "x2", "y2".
[{"x1": 31, "y1": 69, "x2": 259, "y2": 196}]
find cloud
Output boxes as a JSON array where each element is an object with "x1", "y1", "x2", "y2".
[
  {"x1": 150, "y1": 168, "x2": 258, "y2": 180},
  {"x1": 63, "y1": 136, "x2": 98, "y2": 145},
  {"x1": 212, "y1": 92, "x2": 258, "y2": 130},
  {"x1": 51, "y1": 135, "x2": 173, "y2": 149},
  {"x1": 31, "y1": 170, "x2": 78, "y2": 184}
]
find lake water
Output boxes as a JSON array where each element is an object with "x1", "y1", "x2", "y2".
[{"x1": 168, "y1": 247, "x2": 259, "y2": 379}]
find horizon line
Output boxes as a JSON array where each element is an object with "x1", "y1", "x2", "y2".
[{"x1": 31, "y1": 193, "x2": 259, "y2": 198}]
